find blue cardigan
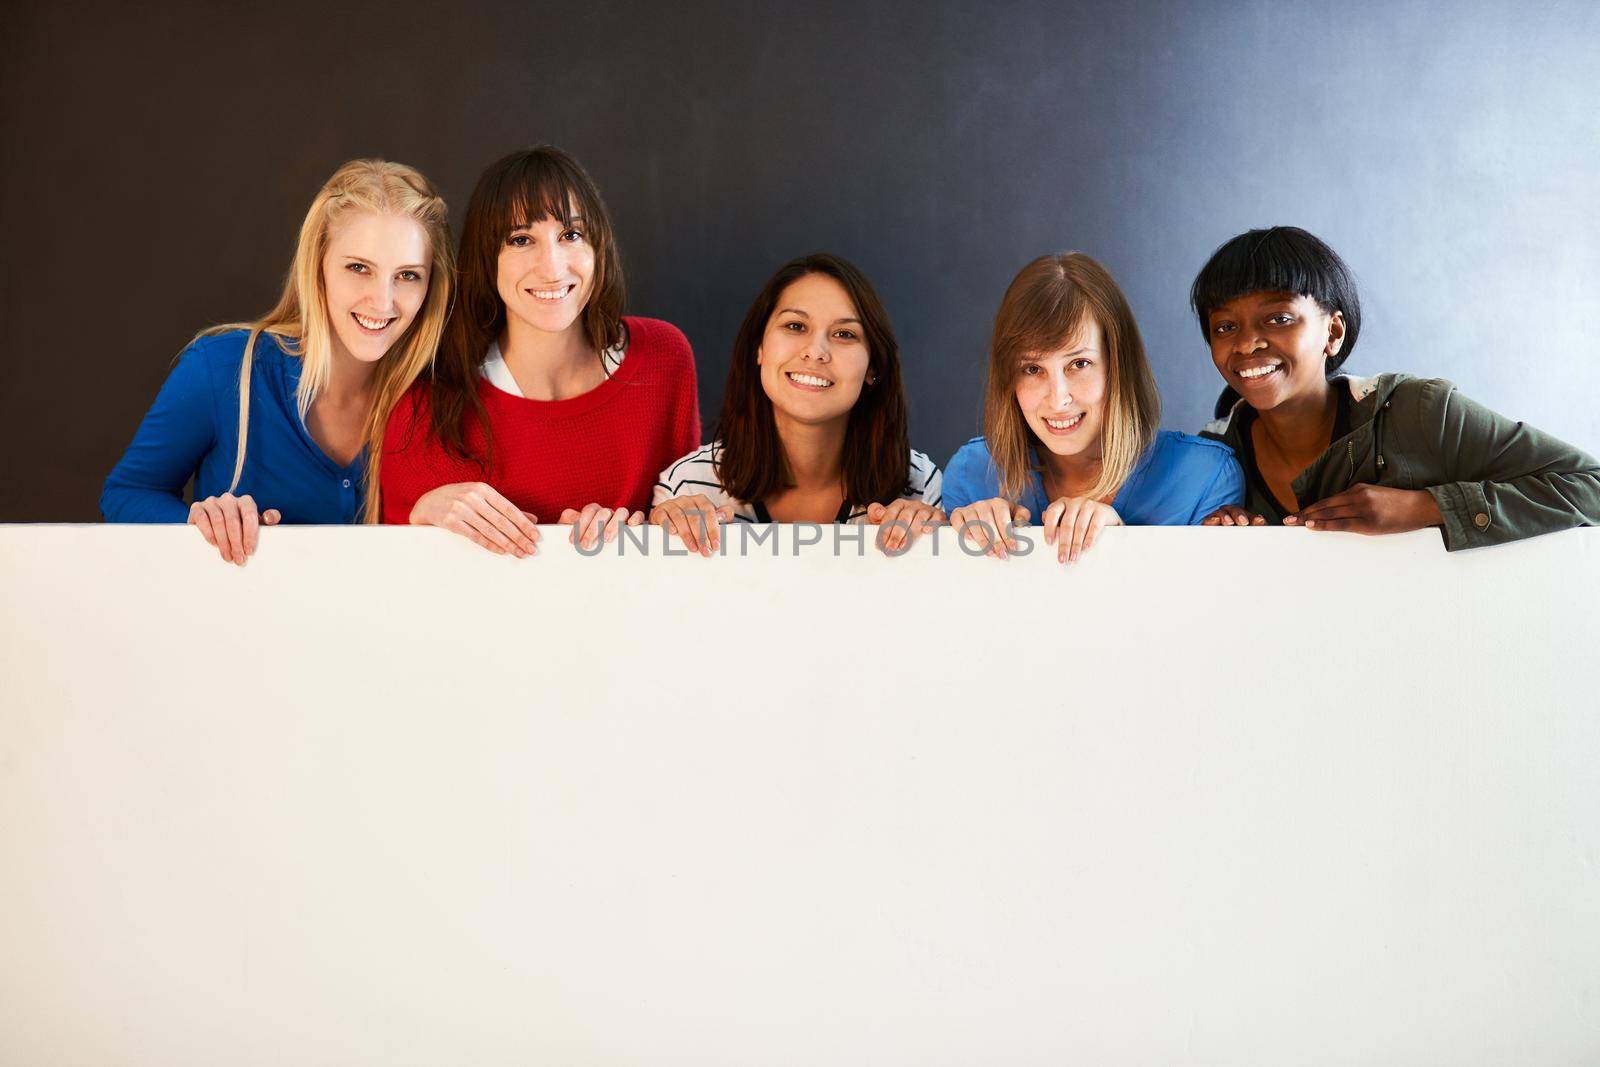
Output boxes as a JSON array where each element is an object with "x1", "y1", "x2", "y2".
[
  {"x1": 101, "y1": 330, "x2": 365, "y2": 523},
  {"x1": 942, "y1": 430, "x2": 1244, "y2": 524}
]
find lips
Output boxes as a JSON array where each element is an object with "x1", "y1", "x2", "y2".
[
  {"x1": 785, "y1": 371, "x2": 834, "y2": 390},
  {"x1": 352, "y1": 312, "x2": 395, "y2": 334},
  {"x1": 526, "y1": 283, "x2": 577, "y2": 302},
  {"x1": 1042, "y1": 412, "x2": 1084, "y2": 435},
  {"x1": 1234, "y1": 360, "x2": 1284, "y2": 383}
]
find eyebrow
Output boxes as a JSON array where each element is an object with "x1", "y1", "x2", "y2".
[
  {"x1": 776, "y1": 308, "x2": 862, "y2": 326},
  {"x1": 509, "y1": 216, "x2": 586, "y2": 231},
  {"x1": 342, "y1": 256, "x2": 427, "y2": 271}
]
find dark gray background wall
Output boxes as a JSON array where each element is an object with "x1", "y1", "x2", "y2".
[{"x1": 4, "y1": 0, "x2": 1597, "y2": 521}]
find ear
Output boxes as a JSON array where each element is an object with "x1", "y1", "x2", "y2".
[
  {"x1": 1325, "y1": 310, "x2": 1347, "y2": 358},
  {"x1": 756, "y1": 344, "x2": 764, "y2": 366}
]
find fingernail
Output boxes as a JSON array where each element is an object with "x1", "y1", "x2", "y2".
[{"x1": 1305, "y1": 520, "x2": 1316, "y2": 529}]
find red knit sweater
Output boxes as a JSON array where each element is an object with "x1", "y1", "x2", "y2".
[{"x1": 380, "y1": 317, "x2": 701, "y2": 524}]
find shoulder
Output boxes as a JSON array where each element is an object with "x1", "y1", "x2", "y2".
[
  {"x1": 179, "y1": 327, "x2": 292, "y2": 368},
  {"x1": 622, "y1": 316, "x2": 693, "y2": 362},
  {"x1": 1148, "y1": 429, "x2": 1238, "y2": 467},
  {"x1": 945, "y1": 436, "x2": 995, "y2": 477},
  {"x1": 657, "y1": 441, "x2": 723, "y2": 488},
  {"x1": 907, "y1": 448, "x2": 943, "y2": 495}
]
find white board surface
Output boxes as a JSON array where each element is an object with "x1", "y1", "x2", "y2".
[{"x1": 2, "y1": 523, "x2": 1598, "y2": 1065}]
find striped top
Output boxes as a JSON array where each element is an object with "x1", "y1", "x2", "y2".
[{"x1": 654, "y1": 442, "x2": 943, "y2": 523}]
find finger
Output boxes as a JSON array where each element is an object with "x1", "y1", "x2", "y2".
[
  {"x1": 456, "y1": 510, "x2": 513, "y2": 554},
  {"x1": 200, "y1": 499, "x2": 232, "y2": 562},
  {"x1": 1054, "y1": 500, "x2": 1079, "y2": 563},
  {"x1": 1041, "y1": 498, "x2": 1065, "y2": 544},
  {"x1": 559, "y1": 509, "x2": 580, "y2": 525},
  {"x1": 579, "y1": 504, "x2": 608, "y2": 550},
  {"x1": 603, "y1": 508, "x2": 628, "y2": 543},
  {"x1": 238, "y1": 495, "x2": 261, "y2": 556},
  {"x1": 694, "y1": 497, "x2": 722, "y2": 553},
  {"x1": 1304, "y1": 517, "x2": 1367, "y2": 533},
  {"x1": 189, "y1": 503, "x2": 217, "y2": 544},
  {"x1": 955, "y1": 509, "x2": 990, "y2": 556},
  {"x1": 473, "y1": 498, "x2": 532, "y2": 556},
  {"x1": 662, "y1": 505, "x2": 697, "y2": 554},
  {"x1": 1083, "y1": 507, "x2": 1108, "y2": 554},
  {"x1": 982, "y1": 501, "x2": 1009, "y2": 559},
  {"x1": 218, "y1": 495, "x2": 247, "y2": 566},
  {"x1": 1071, "y1": 503, "x2": 1098, "y2": 561},
  {"x1": 1251, "y1": 514, "x2": 1266, "y2": 526},
  {"x1": 262, "y1": 509, "x2": 281, "y2": 526},
  {"x1": 877, "y1": 501, "x2": 906, "y2": 553},
  {"x1": 483, "y1": 491, "x2": 539, "y2": 551},
  {"x1": 627, "y1": 509, "x2": 644, "y2": 526},
  {"x1": 866, "y1": 502, "x2": 887, "y2": 523}
]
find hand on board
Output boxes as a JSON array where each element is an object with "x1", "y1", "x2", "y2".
[
  {"x1": 558, "y1": 503, "x2": 642, "y2": 550},
  {"x1": 948, "y1": 498, "x2": 1030, "y2": 559},
  {"x1": 649, "y1": 494, "x2": 735, "y2": 557},
  {"x1": 188, "y1": 493, "x2": 280, "y2": 566},
  {"x1": 409, "y1": 482, "x2": 539, "y2": 557},
  {"x1": 1201, "y1": 505, "x2": 1265, "y2": 527},
  {"x1": 1286, "y1": 484, "x2": 1443, "y2": 535},
  {"x1": 865, "y1": 498, "x2": 945, "y2": 555},
  {"x1": 1040, "y1": 496, "x2": 1121, "y2": 563}
]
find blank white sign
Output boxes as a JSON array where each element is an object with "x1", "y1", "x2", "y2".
[{"x1": 2, "y1": 524, "x2": 1598, "y2": 1065}]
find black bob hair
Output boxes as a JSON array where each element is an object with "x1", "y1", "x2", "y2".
[{"x1": 1190, "y1": 226, "x2": 1362, "y2": 378}]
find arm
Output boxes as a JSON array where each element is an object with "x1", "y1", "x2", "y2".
[
  {"x1": 1190, "y1": 452, "x2": 1247, "y2": 525},
  {"x1": 100, "y1": 345, "x2": 219, "y2": 522},
  {"x1": 1423, "y1": 380, "x2": 1600, "y2": 549}
]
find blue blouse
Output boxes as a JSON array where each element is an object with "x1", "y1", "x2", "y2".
[
  {"x1": 942, "y1": 430, "x2": 1244, "y2": 524},
  {"x1": 101, "y1": 330, "x2": 366, "y2": 524}
]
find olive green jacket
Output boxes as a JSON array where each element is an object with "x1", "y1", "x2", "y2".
[{"x1": 1201, "y1": 374, "x2": 1600, "y2": 550}]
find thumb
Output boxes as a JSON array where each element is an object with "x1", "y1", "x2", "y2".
[
  {"x1": 1013, "y1": 506, "x2": 1030, "y2": 524},
  {"x1": 558, "y1": 509, "x2": 579, "y2": 524},
  {"x1": 866, "y1": 502, "x2": 886, "y2": 521},
  {"x1": 263, "y1": 509, "x2": 281, "y2": 525},
  {"x1": 717, "y1": 505, "x2": 735, "y2": 521}
]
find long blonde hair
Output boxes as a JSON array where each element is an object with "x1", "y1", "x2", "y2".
[
  {"x1": 205, "y1": 158, "x2": 453, "y2": 522},
  {"x1": 983, "y1": 252, "x2": 1160, "y2": 503}
]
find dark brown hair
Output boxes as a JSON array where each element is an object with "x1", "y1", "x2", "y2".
[
  {"x1": 984, "y1": 253, "x2": 1160, "y2": 502},
  {"x1": 715, "y1": 253, "x2": 910, "y2": 508},
  {"x1": 426, "y1": 145, "x2": 626, "y2": 467}
]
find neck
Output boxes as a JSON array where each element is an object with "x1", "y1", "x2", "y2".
[
  {"x1": 500, "y1": 315, "x2": 595, "y2": 398},
  {"x1": 323, "y1": 335, "x2": 378, "y2": 406},
  {"x1": 1256, "y1": 380, "x2": 1339, "y2": 462},
  {"x1": 774, "y1": 411, "x2": 846, "y2": 489},
  {"x1": 1038, "y1": 440, "x2": 1103, "y2": 498}
]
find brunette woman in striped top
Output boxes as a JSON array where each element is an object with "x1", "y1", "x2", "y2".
[{"x1": 652, "y1": 253, "x2": 943, "y2": 556}]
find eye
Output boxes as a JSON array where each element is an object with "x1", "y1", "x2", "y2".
[
  {"x1": 1211, "y1": 321, "x2": 1235, "y2": 336},
  {"x1": 832, "y1": 329, "x2": 859, "y2": 341},
  {"x1": 398, "y1": 270, "x2": 423, "y2": 283},
  {"x1": 1069, "y1": 358, "x2": 1093, "y2": 371},
  {"x1": 560, "y1": 228, "x2": 585, "y2": 243},
  {"x1": 782, "y1": 321, "x2": 806, "y2": 333},
  {"x1": 1266, "y1": 313, "x2": 1294, "y2": 326},
  {"x1": 345, "y1": 262, "x2": 369, "y2": 274},
  {"x1": 1021, "y1": 363, "x2": 1041, "y2": 376},
  {"x1": 507, "y1": 233, "x2": 531, "y2": 247}
]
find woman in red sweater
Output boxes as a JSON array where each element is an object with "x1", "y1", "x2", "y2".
[{"x1": 381, "y1": 146, "x2": 700, "y2": 553}]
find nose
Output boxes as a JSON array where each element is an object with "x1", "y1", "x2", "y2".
[
  {"x1": 1232, "y1": 328, "x2": 1265, "y2": 356},
  {"x1": 531, "y1": 233, "x2": 566, "y2": 280},
  {"x1": 804, "y1": 334, "x2": 831, "y2": 362},
  {"x1": 369, "y1": 275, "x2": 398, "y2": 314},
  {"x1": 1048, "y1": 367, "x2": 1072, "y2": 407}
]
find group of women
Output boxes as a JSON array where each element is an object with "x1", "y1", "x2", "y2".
[{"x1": 102, "y1": 147, "x2": 1600, "y2": 563}]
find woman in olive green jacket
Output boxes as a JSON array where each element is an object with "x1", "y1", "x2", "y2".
[{"x1": 1191, "y1": 226, "x2": 1600, "y2": 550}]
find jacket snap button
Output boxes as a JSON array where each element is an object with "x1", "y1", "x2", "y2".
[{"x1": 1473, "y1": 512, "x2": 1490, "y2": 528}]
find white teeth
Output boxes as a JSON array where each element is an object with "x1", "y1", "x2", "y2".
[
  {"x1": 1238, "y1": 363, "x2": 1282, "y2": 379},
  {"x1": 1044, "y1": 414, "x2": 1083, "y2": 430},
  {"x1": 787, "y1": 373, "x2": 833, "y2": 387},
  {"x1": 353, "y1": 313, "x2": 393, "y2": 331},
  {"x1": 530, "y1": 285, "x2": 573, "y2": 300}
]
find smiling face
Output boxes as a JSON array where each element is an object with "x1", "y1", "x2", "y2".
[
  {"x1": 321, "y1": 211, "x2": 432, "y2": 364},
  {"x1": 1013, "y1": 315, "x2": 1108, "y2": 463},
  {"x1": 1206, "y1": 291, "x2": 1345, "y2": 411},
  {"x1": 496, "y1": 210, "x2": 596, "y2": 338},
  {"x1": 756, "y1": 273, "x2": 873, "y2": 427}
]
